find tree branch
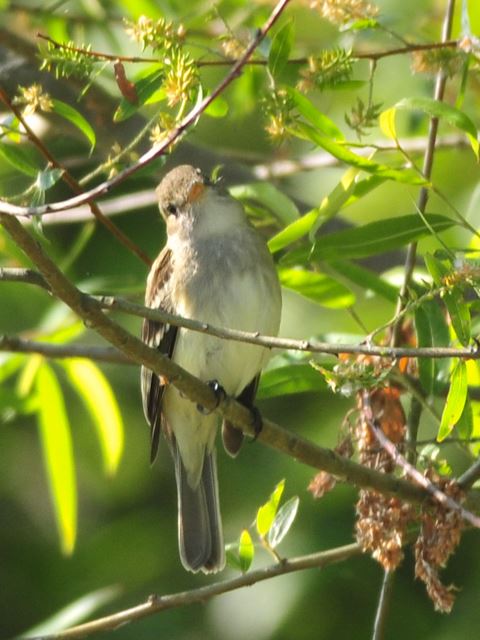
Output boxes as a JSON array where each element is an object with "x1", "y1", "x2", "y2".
[
  {"x1": 0, "y1": 0, "x2": 292, "y2": 219},
  {"x1": 1, "y1": 267, "x2": 479, "y2": 361},
  {"x1": 29, "y1": 542, "x2": 362, "y2": 639}
]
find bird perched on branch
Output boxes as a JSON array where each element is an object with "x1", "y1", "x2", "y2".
[{"x1": 141, "y1": 165, "x2": 282, "y2": 573}]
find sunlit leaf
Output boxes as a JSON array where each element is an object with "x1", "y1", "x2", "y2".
[
  {"x1": 294, "y1": 122, "x2": 427, "y2": 185},
  {"x1": 279, "y1": 267, "x2": 355, "y2": 308},
  {"x1": 62, "y1": 359, "x2": 124, "y2": 475},
  {"x1": 267, "y1": 496, "x2": 299, "y2": 548},
  {"x1": 36, "y1": 362, "x2": 77, "y2": 555},
  {"x1": 282, "y1": 214, "x2": 456, "y2": 265},
  {"x1": 256, "y1": 479, "x2": 285, "y2": 537},
  {"x1": 258, "y1": 364, "x2": 327, "y2": 399},
  {"x1": 204, "y1": 96, "x2": 229, "y2": 118},
  {"x1": 287, "y1": 87, "x2": 344, "y2": 140},
  {"x1": 379, "y1": 106, "x2": 397, "y2": 140},
  {"x1": 268, "y1": 20, "x2": 294, "y2": 80},
  {"x1": 238, "y1": 529, "x2": 255, "y2": 573},
  {"x1": 395, "y1": 97, "x2": 479, "y2": 159},
  {"x1": 52, "y1": 100, "x2": 96, "y2": 150},
  {"x1": 438, "y1": 360, "x2": 468, "y2": 441}
]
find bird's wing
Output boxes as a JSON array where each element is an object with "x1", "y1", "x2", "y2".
[
  {"x1": 141, "y1": 246, "x2": 178, "y2": 463},
  {"x1": 222, "y1": 374, "x2": 260, "y2": 457}
]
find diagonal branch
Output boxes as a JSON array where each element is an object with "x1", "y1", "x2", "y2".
[
  {"x1": 29, "y1": 542, "x2": 362, "y2": 639},
  {"x1": 0, "y1": 0, "x2": 292, "y2": 220}
]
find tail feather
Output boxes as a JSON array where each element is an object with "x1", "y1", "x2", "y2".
[{"x1": 174, "y1": 444, "x2": 225, "y2": 573}]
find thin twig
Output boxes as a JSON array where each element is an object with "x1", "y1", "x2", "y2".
[
  {"x1": 372, "y1": 570, "x2": 395, "y2": 640},
  {"x1": 28, "y1": 542, "x2": 362, "y2": 639},
  {"x1": 0, "y1": 86, "x2": 151, "y2": 266},
  {"x1": 0, "y1": 335, "x2": 129, "y2": 364},
  {"x1": 362, "y1": 391, "x2": 480, "y2": 529},
  {"x1": 1, "y1": 267, "x2": 479, "y2": 360},
  {"x1": 0, "y1": 0, "x2": 292, "y2": 220}
]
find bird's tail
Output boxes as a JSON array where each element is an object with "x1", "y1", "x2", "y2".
[{"x1": 173, "y1": 443, "x2": 225, "y2": 573}]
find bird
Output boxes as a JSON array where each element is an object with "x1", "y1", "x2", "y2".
[{"x1": 141, "y1": 165, "x2": 282, "y2": 573}]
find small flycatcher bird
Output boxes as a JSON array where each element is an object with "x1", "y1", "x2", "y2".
[{"x1": 141, "y1": 165, "x2": 282, "y2": 573}]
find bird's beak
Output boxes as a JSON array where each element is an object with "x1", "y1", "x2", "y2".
[{"x1": 186, "y1": 181, "x2": 205, "y2": 204}]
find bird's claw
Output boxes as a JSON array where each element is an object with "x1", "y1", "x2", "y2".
[
  {"x1": 197, "y1": 379, "x2": 226, "y2": 415},
  {"x1": 249, "y1": 406, "x2": 263, "y2": 440}
]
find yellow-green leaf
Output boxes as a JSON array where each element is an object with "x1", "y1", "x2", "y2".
[
  {"x1": 62, "y1": 359, "x2": 124, "y2": 475},
  {"x1": 238, "y1": 529, "x2": 254, "y2": 573},
  {"x1": 256, "y1": 479, "x2": 285, "y2": 537},
  {"x1": 36, "y1": 362, "x2": 77, "y2": 555},
  {"x1": 379, "y1": 107, "x2": 397, "y2": 141},
  {"x1": 438, "y1": 360, "x2": 468, "y2": 442}
]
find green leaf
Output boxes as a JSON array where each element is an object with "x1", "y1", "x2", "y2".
[
  {"x1": 21, "y1": 586, "x2": 120, "y2": 637},
  {"x1": 438, "y1": 360, "x2": 468, "y2": 441},
  {"x1": 204, "y1": 96, "x2": 229, "y2": 118},
  {"x1": 256, "y1": 479, "x2": 285, "y2": 538},
  {"x1": 267, "y1": 496, "x2": 299, "y2": 548},
  {"x1": 456, "y1": 395, "x2": 473, "y2": 440},
  {"x1": 395, "y1": 97, "x2": 479, "y2": 159},
  {"x1": 282, "y1": 214, "x2": 456, "y2": 266},
  {"x1": 279, "y1": 267, "x2": 355, "y2": 308},
  {"x1": 415, "y1": 305, "x2": 435, "y2": 396},
  {"x1": 258, "y1": 364, "x2": 327, "y2": 399},
  {"x1": 0, "y1": 141, "x2": 40, "y2": 176},
  {"x1": 230, "y1": 183, "x2": 299, "y2": 225},
  {"x1": 36, "y1": 362, "x2": 77, "y2": 555},
  {"x1": 62, "y1": 359, "x2": 123, "y2": 475},
  {"x1": 268, "y1": 20, "x2": 294, "y2": 80},
  {"x1": 329, "y1": 260, "x2": 399, "y2": 303},
  {"x1": 35, "y1": 168, "x2": 64, "y2": 192},
  {"x1": 294, "y1": 122, "x2": 427, "y2": 185},
  {"x1": 424, "y1": 253, "x2": 471, "y2": 346},
  {"x1": 52, "y1": 100, "x2": 96, "y2": 150},
  {"x1": 113, "y1": 68, "x2": 164, "y2": 122},
  {"x1": 379, "y1": 106, "x2": 398, "y2": 140},
  {"x1": 287, "y1": 87, "x2": 344, "y2": 140},
  {"x1": 269, "y1": 167, "x2": 359, "y2": 253},
  {"x1": 238, "y1": 529, "x2": 255, "y2": 573}
]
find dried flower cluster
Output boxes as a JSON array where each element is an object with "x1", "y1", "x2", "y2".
[
  {"x1": 297, "y1": 49, "x2": 353, "y2": 93},
  {"x1": 411, "y1": 48, "x2": 466, "y2": 78},
  {"x1": 220, "y1": 34, "x2": 248, "y2": 59},
  {"x1": 263, "y1": 89, "x2": 294, "y2": 143},
  {"x1": 308, "y1": 436, "x2": 353, "y2": 498},
  {"x1": 354, "y1": 386, "x2": 414, "y2": 570},
  {"x1": 415, "y1": 474, "x2": 464, "y2": 613},
  {"x1": 307, "y1": 0, "x2": 379, "y2": 26},
  {"x1": 14, "y1": 84, "x2": 53, "y2": 116}
]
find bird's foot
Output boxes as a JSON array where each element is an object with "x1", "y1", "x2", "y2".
[
  {"x1": 197, "y1": 379, "x2": 226, "y2": 415},
  {"x1": 249, "y1": 406, "x2": 263, "y2": 440}
]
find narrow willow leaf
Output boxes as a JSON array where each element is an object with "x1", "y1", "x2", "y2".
[
  {"x1": 415, "y1": 305, "x2": 435, "y2": 396},
  {"x1": 268, "y1": 20, "x2": 294, "y2": 80},
  {"x1": 395, "y1": 97, "x2": 479, "y2": 159},
  {"x1": 238, "y1": 529, "x2": 255, "y2": 573},
  {"x1": 287, "y1": 87, "x2": 345, "y2": 140},
  {"x1": 257, "y1": 364, "x2": 327, "y2": 399},
  {"x1": 279, "y1": 267, "x2": 355, "y2": 308},
  {"x1": 230, "y1": 183, "x2": 299, "y2": 224},
  {"x1": 379, "y1": 106, "x2": 397, "y2": 140},
  {"x1": 36, "y1": 168, "x2": 64, "y2": 191},
  {"x1": 282, "y1": 214, "x2": 456, "y2": 265},
  {"x1": 456, "y1": 395, "x2": 473, "y2": 440},
  {"x1": 256, "y1": 479, "x2": 285, "y2": 537},
  {"x1": 36, "y1": 362, "x2": 77, "y2": 555},
  {"x1": 114, "y1": 68, "x2": 164, "y2": 122},
  {"x1": 22, "y1": 586, "x2": 120, "y2": 637},
  {"x1": 267, "y1": 496, "x2": 299, "y2": 548},
  {"x1": 329, "y1": 260, "x2": 399, "y2": 303},
  {"x1": 438, "y1": 360, "x2": 468, "y2": 441},
  {"x1": 295, "y1": 123, "x2": 427, "y2": 185},
  {"x1": 0, "y1": 141, "x2": 40, "y2": 176},
  {"x1": 62, "y1": 359, "x2": 124, "y2": 475},
  {"x1": 52, "y1": 100, "x2": 96, "y2": 150}
]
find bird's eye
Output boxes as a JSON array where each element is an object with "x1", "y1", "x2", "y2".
[{"x1": 166, "y1": 203, "x2": 178, "y2": 216}]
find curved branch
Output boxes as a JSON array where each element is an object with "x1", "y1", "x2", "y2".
[
  {"x1": 31, "y1": 542, "x2": 362, "y2": 639},
  {"x1": 0, "y1": 0, "x2": 292, "y2": 219}
]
